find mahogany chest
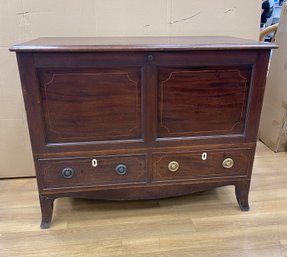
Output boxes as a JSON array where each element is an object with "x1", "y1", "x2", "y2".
[{"x1": 10, "y1": 37, "x2": 276, "y2": 228}]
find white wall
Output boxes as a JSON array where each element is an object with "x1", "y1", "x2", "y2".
[{"x1": 0, "y1": 0, "x2": 262, "y2": 177}]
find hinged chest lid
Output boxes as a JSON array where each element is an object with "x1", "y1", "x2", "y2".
[{"x1": 10, "y1": 36, "x2": 277, "y2": 52}]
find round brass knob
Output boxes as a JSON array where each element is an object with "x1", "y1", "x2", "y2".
[
  {"x1": 168, "y1": 161, "x2": 179, "y2": 172},
  {"x1": 222, "y1": 158, "x2": 234, "y2": 169}
]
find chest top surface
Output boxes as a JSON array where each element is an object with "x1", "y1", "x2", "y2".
[{"x1": 10, "y1": 36, "x2": 277, "y2": 52}]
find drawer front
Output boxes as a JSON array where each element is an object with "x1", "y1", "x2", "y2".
[
  {"x1": 152, "y1": 149, "x2": 252, "y2": 182},
  {"x1": 38, "y1": 154, "x2": 147, "y2": 189}
]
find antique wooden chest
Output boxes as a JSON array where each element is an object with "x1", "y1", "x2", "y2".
[{"x1": 10, "y1": 37, "x2": 276, "y2": 228}]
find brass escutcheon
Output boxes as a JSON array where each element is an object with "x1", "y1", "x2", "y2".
[
  {"x1": 168, "y1": 161, "x2": 179, "y2": 172},
  {"x1": 222, "y1": 158, "x2": 234, "y2": 169}
]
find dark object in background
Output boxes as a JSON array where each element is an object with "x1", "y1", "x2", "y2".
[{"x1": 261, "y1": 0, "x2": 273, "y2": 26}]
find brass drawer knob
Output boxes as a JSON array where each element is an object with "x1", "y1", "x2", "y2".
[
  {"x1": 222, "y1": 158, "x2": 234, "y2": 169},
  {"x1": 168, "y1": 161, "x2": 179, "y2": 172}
]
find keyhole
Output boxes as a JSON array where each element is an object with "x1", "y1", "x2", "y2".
[
  {"x1": 92, "y1": 159, "x2": 98, "y2": 167},
  {"x1": 202, "y1": 152, "x2": 207, "y2": 160}
]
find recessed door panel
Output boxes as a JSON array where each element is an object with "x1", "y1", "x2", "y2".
[
  {"x1": 157, "y1": 67, "x2": 251, "y2": 138},
  {"x1": 38, "y1": 68, "x2": 142, "y2": 144}
]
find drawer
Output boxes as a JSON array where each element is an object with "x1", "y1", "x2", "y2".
[
  {"x1": 152, "y1": 149, "x2": 252, "y2": 182},
  {"x1": 38, "y1": 154, "x2": 147, "y2": 189}
]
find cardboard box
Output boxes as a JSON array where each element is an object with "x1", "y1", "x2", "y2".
[
  {"x1": 259, "y1": 3, "x2": 287, "y2": 152},
  {"x1": 0, "y1": 0, "x2": 262, "y2": 178}
]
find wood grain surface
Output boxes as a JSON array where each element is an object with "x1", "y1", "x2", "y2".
[
  {"x1": 157, "y1": 67, "x2": 251, "y2": 137},
  {"x1": 38, "y1": 68, "x2": 142, "y2": 143}
]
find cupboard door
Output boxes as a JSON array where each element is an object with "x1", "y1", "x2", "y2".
[{"x1": 157, "y1": 67, "x2": 251, "y2": 139}]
